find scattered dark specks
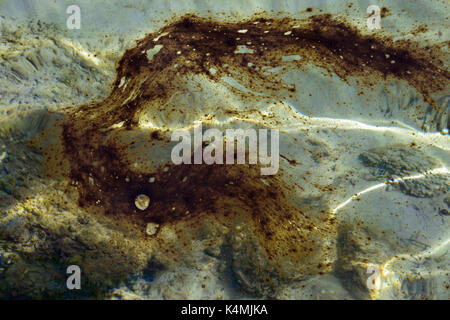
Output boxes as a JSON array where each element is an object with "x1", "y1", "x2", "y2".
[
  {"x1": 380, "y1": 6, "x2": 391, "y2": 18},
  {"x1": 31, "y1": 12, "x2": 448, "y2": 279}
]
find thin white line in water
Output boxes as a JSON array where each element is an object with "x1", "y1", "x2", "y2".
[{"x1": 331, "y1": 166, "x2": 449, "y2": 214}]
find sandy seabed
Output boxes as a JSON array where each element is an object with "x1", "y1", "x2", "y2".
[{"x1": 0, "y1": 0, "x2": 449, "y2": 299}]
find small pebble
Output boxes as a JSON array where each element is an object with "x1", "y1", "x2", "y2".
[
  {"x1": 146, "y1": 222, "x2": 159, "y2": 235},
  {"x1": 135, "y1": 194, "x2": 150, "y2": 210}
]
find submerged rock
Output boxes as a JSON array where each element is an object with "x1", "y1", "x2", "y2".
[
  {"x1": 359, "y1": 144, "x2": 447, "y2": 197},
  {"x1": 359, "y1": 145, "x2": 440, "y2": 178},
  {"x1": 396, "y1": 174, "x2": 449, "y2": 198}
]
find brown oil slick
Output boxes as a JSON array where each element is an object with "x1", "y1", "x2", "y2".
[{"x1": 32, "y1": 14, "x2": 448, "y2": 282}]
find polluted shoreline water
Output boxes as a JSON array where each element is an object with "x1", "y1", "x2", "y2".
[{"x1": 0, "y1": 1, "x2": 449, "y2": 301}]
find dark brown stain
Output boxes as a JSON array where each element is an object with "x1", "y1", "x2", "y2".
[
  {"x1": 67, "y1": 13, "x2": 447, "y2": 128},
  {"x1": 32, "y1": 13, "x2": 449, "y2": 276},
  {"x1": 380, "y1": 6, "x2": 391, "y2": 18},
  {"x1": 411, "y1": 24, "x2": 429, "y2": 36}
]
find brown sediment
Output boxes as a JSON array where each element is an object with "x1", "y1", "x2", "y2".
[
  {"x1": 411, "y1": 24, "x2": 429, "y2": 36},
  {"x1": 33, "y1": 13, "x2": 448, "y2": 277},
  {"x1": 380, "y1": 7, "x2": 391, "y2": 18},
  {"x1": 61, "y1": 13, "x2": 448, "y2": 130}
]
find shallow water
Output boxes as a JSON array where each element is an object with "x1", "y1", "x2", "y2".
[{"x1": 0, "y1": 0, "x2": 448, "y2": 300}]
